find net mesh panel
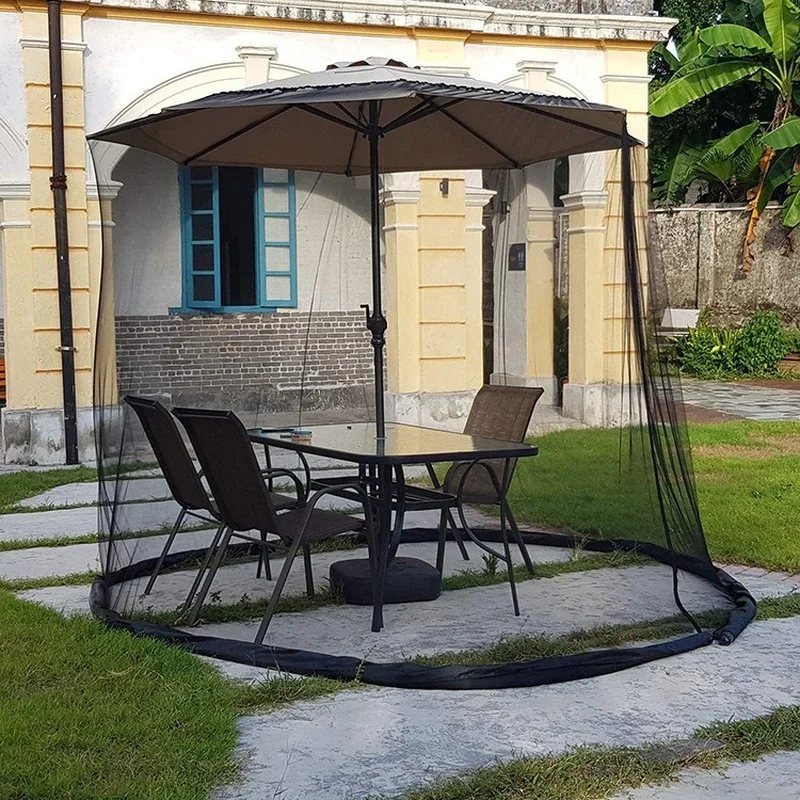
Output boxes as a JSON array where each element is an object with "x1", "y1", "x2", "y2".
[{"x1": 91, "y1": 137, "x2": 754, "y2": 689}]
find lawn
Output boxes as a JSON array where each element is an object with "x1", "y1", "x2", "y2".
[
  {"x1": 0, "y1": 588, "x2": 347, "y2": 800},
  {"x1": 508, "y1": 420, "x2": 800, "y2": 573}
]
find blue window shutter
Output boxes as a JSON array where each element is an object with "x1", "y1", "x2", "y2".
[
  {"x1": 181, "y1": 166, "x2": 221, "y2": 308},
  {"x1": 258, "y1": 168, "x2": 297, "y2": 308}
]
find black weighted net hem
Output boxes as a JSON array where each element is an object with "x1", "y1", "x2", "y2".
[{"x1": 87, "y1": 63, "x2": 755, "y2": 690}]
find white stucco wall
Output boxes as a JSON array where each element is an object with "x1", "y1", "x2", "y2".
[
  {"x1": 82, "y1": 17, "x2": 417, "y2": 134},
  {"x1": 0, "y1": 12, "x2": 27, "y2": 175},
  {"x1": 110, "y1": 149, "x2": 372, "y2": 315},
  {"x1": 112, "y1": 149, "x2": 182, "y2": 316}
]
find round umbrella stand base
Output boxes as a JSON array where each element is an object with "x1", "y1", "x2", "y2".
[{"x1": 330, "y1": 557, "x2": 441, "y2": 606}]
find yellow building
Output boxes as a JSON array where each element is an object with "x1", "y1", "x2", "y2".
[{"x1": 0, "y1": 0, "x2": 672, "y2": 463}]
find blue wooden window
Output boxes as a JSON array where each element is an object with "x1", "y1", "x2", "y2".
[
  {"x1": 258, "y1": 168, "x2": 297, "y2": 308},
  {"x1": 179, "y1": 166, "x2": 297, "y2": 311},
  {"x1": 181, "y1": 166, "x2": 220, "y2": 308}
]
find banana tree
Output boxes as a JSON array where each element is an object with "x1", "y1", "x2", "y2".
[{"x1": 650, "y1": 0, "x2": 800, "y2": 272}]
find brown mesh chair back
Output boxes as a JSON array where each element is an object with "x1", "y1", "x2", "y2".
[
  {"x1": 172, "y1": 407, "x2": 282, "y2": 535},
  {"x1": 124, "y1": 395, "x2": 214, "y2": 514},
  {"x1": 463, "y1": 385, "x2": 544, "y2": 442},
  {"x1": 447, "y1": 385, "x2": 544, "y2": 500}
]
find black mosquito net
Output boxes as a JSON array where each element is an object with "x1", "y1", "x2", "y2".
[{"x1": 87, "y1": 82, "x2": 755, "y2": 690}]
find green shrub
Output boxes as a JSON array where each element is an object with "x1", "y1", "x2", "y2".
[
  {"x1": 670, "y1": 323, "x2": 741, "y2": 378},
  {"x1": 670, "y1": 310, "x2": 790, "y2": 378},
  {"x1": 784, "y1": 327, "x2": 800, "y2": 354},
  {"x1": 734, "y1": 311, "x2": 790, "y2": 376}
]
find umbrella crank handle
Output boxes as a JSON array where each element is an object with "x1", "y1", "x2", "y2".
[{"x1": 360, "y1": 304, "x2": 387, "y2": 347}]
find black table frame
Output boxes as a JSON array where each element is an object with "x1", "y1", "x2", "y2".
[{"x1": 249, "y1": 422, "x2": 538, "y2": 631}]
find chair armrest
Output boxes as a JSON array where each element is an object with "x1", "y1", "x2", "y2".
[
  {"x1": 260, "y1": 467, "x2": 308, "y2": 505},
  {"x1": 294, "y1": 482, "x2": 375, "y2": 544}
]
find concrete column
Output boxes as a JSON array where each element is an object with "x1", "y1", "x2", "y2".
[
  {"x1": 561, "y1": 188, "x2": 607, "y2": 424},
  {"x1": 383, "y1": 175, "x2": 421, "y2": 396},
  {"x1": 4, "y1": 8, "x2": 94, "y2": 463},
  {"x1": 560, "y1": 46, "x2": 652, "y2": 428},
  {"x1": 524, "y1": 161, "x2": 557, "y2": 404}
]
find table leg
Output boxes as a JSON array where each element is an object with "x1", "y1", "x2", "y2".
[{"x1": 371, "y1": 462, "x2": 392, "y2": 632}]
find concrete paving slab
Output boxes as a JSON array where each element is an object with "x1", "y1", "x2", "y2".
[
  {"x1": 189, "y1": 563, "x2": 736, "y2": 661},
  {"x1": 213, "y1": 616, "x2": 800, "y2": 800},
  {"x1": 0, "y1": 527, "x2": 219, "y2": 582},
  {"x1": 17, "y1": 477, "x2": 171, "y2": 508},
  {"x1": 13, "y1": 537, "x2": 574, "y2": 617},
  {"x1": 680, "y1": 380, "x2": 800, "y2": 421},
  {"x1": 0, "y1": 499, "x2": 182, "y2": 543},
  {"x1": 611, "y1": 750, "x2": 800, "y2": 800}
]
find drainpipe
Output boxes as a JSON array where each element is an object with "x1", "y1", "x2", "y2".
[{"x1": 47, "y1": 0, "x2": 79, "y2": 464}]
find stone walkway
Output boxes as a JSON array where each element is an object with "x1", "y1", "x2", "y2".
[
  {"x1": 611, "y1": 751, "x2": 800, "y2": 799},
  {"x1": 680, "y1": 380, "x2": 800, "y2": 421},
  {"x1": 4, "y1": 470, "x2": 800, "y2": 799}
]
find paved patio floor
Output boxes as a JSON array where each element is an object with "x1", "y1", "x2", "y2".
[
  {"x1": 680, "y1": 380, "x2": 800, "y2": 421},
  {"x1": 6, "y1": 467, "x2": 800, "y2": 799}
]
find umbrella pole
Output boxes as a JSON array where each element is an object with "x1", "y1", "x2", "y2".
[{"x1": 364, "y1": 100, "x2": 387, "y2": 438}]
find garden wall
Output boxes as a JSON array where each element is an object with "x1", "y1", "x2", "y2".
[{"x1": 650, "y1": 205, "x2": 800, "y2": 327}]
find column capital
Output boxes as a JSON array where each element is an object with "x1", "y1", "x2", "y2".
[
  {"x1": 561, "y1": 190, "x2": 608, "y2": 211},
  {"x1": 236, "y1": 45, "x2": 278, "y2": 86}
]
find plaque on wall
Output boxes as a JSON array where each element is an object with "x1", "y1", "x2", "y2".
[{"x1": 508, "y1": 243, "x2": 526, "y2": 271}]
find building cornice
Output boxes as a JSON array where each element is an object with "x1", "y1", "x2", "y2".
[{"x1": 78, "y1": 0, "x2": 677, "y2": 43}]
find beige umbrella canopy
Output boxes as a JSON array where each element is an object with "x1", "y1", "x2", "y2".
[{"x1": 89, "y1": 57, "x2": 634, "y2": 434}]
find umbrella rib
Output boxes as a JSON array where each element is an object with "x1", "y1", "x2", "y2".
[
  {"x1": 516, "y1": 103, "x2": 625, "y2": 142},
  {"x1": 334, "y1": 103, "x2": 362, "y2": 126},
  {"x1": 295, "y1": 105, "x2": 366, "y2": 133},
  {"x1": 181, "y1": 106, "x2": 293, "y2": 165},
  {"x1": 424, "y1": 99, "x2": 521, "y2": 169},
  {"x1": 382, "y1": 98, "x2": 463, "y2": 133}
]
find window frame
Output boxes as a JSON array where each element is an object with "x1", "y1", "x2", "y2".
[{"x1": 177, "y1": 166, "x2": 298, "y2": 313}]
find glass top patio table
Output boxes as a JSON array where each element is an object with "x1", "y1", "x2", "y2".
[{"x1": 248, "y1": 421, "x2": 538, "y2": 464}]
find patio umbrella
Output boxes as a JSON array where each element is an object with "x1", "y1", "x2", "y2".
[{"x1": 88, "y1": 57, "x2": 634, "y2": 437}]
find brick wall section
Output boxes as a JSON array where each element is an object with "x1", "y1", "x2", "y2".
[
  {"x1": 115, "y1": 311, "x2": 373, "y2": 410},
  {"x1": 0, "y1": 319, "x2": 4, "y2": 358}
]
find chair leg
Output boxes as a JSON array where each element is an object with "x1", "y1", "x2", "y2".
[
  {"x1": 500, "y1": 504, "x2": 520, "y2": 617},
  {"x1": 445, "y1": 509, "x2": 470, "y2": 561},
  {"x1": 302, "y1": 544, "x2": 315, "y2": 597},
  {"x1": 180, "y1": 521, "x2": 225, "y2": 613},
  {"x1": 387, "y1": 506, "x2": 405, "y2": 562},
  {"x1": 185, "y1": 525, "x2": 233, "y2": 626},
  {"x1": 144, "y1": 507, "x2": 187, "y2": 595},
  {"x1": 435, "y1": 508, "x2": 448, "y2": 574},
  {"x1": 256, "y1": 532, "x2": 272, "y2": 580},
  {"x1": 255, "y1": 534, "x2": 304, "y2": 645},
  {"x1": 505, "y1": 502, "x2": 534, "y2": 575}
]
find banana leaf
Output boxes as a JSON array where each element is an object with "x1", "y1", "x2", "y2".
[
  {"x1": 762, "y1": 0, "x2": 800, "y2": 62},
  {"x1": 761, "y1": 116, "x2": 800, "y2": 148},
  {"x1": 699, "y1": 23, "x2": 772, "y2": 51},
  {"x1": 782, "y1": 170, "x2": 800, "y2": 226},
  {"x1": 650, "y1": 61, "x2": 762, "y2": 116}
]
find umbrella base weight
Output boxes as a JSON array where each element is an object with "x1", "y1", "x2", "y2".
[{"x1": 330, "y1": 557, "x2": 441, "y2": 606}]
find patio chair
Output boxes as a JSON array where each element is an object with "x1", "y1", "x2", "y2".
[
  {"x1": 391, "y1": 385, "x2": 544, "y2": 615},
  {"x1": 172, "y1": 407, "x2": 373, "y2": 644},
  {"x1": 124, "y1": 396, "x2": 299, "y2": 604}
]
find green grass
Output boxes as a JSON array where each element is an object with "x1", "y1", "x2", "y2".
[
  {"x1": 0, "y1": 588, "x2": 239, "y2": 800},
  {"x1": 0, "y1": 466, "x2": 98, "y2": 514},
  {"x1": 412, "y1": 591, "x2": 800, "y2": 668},
  {"x1": 0, "y1": 588, "x2": 357, "y2": 800},
  {"x1": 507, "y1": 421, "x2": 800, "y2": 572},
  {"x1": 383, "y1": 706, "x2": 800, "y2": 800}
]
